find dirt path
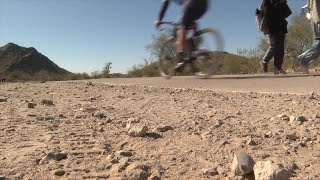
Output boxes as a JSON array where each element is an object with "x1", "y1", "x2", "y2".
[
  {"x1": 92, "y1": 74, "x2": 320, "y2": 94},
  {"x1": 0, "y1": 77, "x2": 319, "y2": 179}
]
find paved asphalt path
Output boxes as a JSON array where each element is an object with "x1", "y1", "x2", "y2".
[{"x1": 92, "y1": 74, "x2": 320, "y2": 95}]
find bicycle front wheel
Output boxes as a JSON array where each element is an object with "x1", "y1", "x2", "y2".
[
  {"x1": 193, "y1": 27, "x2": 225, "y2": 78},
  {"x1": 158, "y1": 37, "x2": 178, "y2": 78}
]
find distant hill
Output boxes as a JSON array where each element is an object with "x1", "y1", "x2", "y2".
[{"x1": 0, "y1": 43, "x2": 71, "y2": 81}]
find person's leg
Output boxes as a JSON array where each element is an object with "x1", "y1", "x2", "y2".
[
  {"x1": 273, "y1": 33, "x2": 286, "y2": 73},
  {"x1": 176, "y1": 28, "x2": 187, "y2": 63},
  {"x1": 261, "y1": 35, "x2": 275, "y2": 72}
]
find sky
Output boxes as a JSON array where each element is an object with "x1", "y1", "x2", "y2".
[{"x1": 0, "y1": 0, "x2": 307, "y2": 74}]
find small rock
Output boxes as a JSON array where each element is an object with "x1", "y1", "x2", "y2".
[
  {"x1": 289, "y1": 116, "x2": 295, "y2": 122},
  {"x1": 110, "y1": 159, "x2": 119, "y2": 164},
  {"x1": 45, "y1": 115, "x2": 55, "y2": 121},
  {"x1": 59, "y1": 114, "x2": 66, "y2": 118},
  {"x1": 254, "y1": 161, "x2": 293, "y2": 180},
  {"x1": 41, "y1": 99, "x2": 54, "y2": 106},
  {"x1": 0, "y1": 97, "x2": 8, "y2": 102},
  {"x1": 231, "y1": 151, "x2": 255, "y2": 176},
  {"x1": 220, "y1": 140, "x2": 229, "y2": 146},
  {"x1": 246, "y1": 139, "x2": 257, "y2": 146},
  {"x1": 93, "y1": 111, "x2": 104, "y2": 118},
  {"x1": 98, "y1": 127, "x2": 104, "y2": 132},
  {"x1": 202, "y1": 168, "x2": 218, "y2": 176},
  {"x1": 214, "y1": 120, "x2": 223, "y2": 127},
  {"x1": 82, "y1": 107, "x2": 98, "y2": 113},
  {"x1": 46, "y1": 152, "x2": 68, "y2": 161},
  {"x1": 286, "y1": 133, "x2": 299, "y2": 141},
  {"x1": 264, "y1": 131, "x2": 272, "y2": 138},
  {"x1": 54, "y1": 170, "x2": 65, "y2": 176},
  {"x1": 96, "y1": 162, "x2": 108, "y2": 170},
  {"x1": 309, "y1": 92, "x2": 315, "y2": 99},
  {"x1": 125, "y1": 163, "x2": 151, "y2": 180},
  {"x1": 27, "y1": 114, "x2": 37, "y2": 117},
  {"x1": 296, "y1": 116, "x2": 307, "y2": 122},
  {"x1": 117, "y1": 150, "x2": 133, "y2": 157},
  {"x1": 90, "y1": 96, "x2": 98, "y2": 101},
  {"x1": 291, "y1": 120, "x2": 303, "y2": 126},
  {"x1": 287, "y1": 161, "x2": 298, "y2": 170},
  {"x1": 106, "y1": 118, "x2": 112, "y2": 123},
  {"x1": 27, "y1": 102, "x2": 36, "y2": 108},
  {"x1": 127, "y1": 118, "x2": 140, "y2": 124},
  {"x1": 126, "y1": 169, "x2": 150, "y2": 180},
  {"x1": 118, "y1": 157, "x2": 130, "y2": 170},
  {"x1": 157, "y1": 125, "x2": 174, "y2": 132},
  {"x1": 148, "y1": 175, "x2": 161, "y2": 180},
  {"x1": 217, "y1": 166, "x2": 227, "y2": 175},
  {"x1": 277, "y1": 114, "x2": 288, "y2": 118},
  {"x1": 312, "y1": 113, "x2": 320, "y2": 119},
  {"x1": 128, "y1": 125, "x2": 148, "y2": 137},
  {"x1": 289, "y1": 116, "x2": 305, "y2": 126},
  {"x1": 74, "y1": 114, "x2": 86, "y2": 119},
  {"x1": 270, "y1": 117, "x2": 277, "y2": 121}
]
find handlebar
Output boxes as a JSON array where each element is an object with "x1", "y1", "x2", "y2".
[
  {"x1": 157, "y1": 21, "x2": 180, "y2": 32},
  {"x1": 159, "y1": 21, "x2": 180, "y2": 26}
]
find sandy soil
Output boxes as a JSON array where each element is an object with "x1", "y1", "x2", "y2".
[{"x1": 0, "y1": 78, "x2": 320, "y2": 179}]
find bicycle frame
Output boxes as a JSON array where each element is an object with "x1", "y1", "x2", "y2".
[{"x1": 159, "y1": 21, "x2": 202, "y2": 56}]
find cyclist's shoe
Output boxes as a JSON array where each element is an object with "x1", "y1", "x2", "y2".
[
  {"x1": 185, "y1": 56, "x2": 197, "y2": 63},
  {"x1": 174, "y1": 61, "x2": 186, "y2": 72},
  {"x1": 260, "y1": 61, "x2": 268, "y2": 73},
  {"x1": 194, "y1": 71, "x2": 206, "y2": 76}
]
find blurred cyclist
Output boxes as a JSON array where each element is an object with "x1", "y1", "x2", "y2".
[{"x1": 155, "y1": 0, "x2": 209, "y2": 71}]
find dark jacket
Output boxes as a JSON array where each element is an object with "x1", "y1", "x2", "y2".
[{"x1": 263, "y1": 0, "x2": 291, "y2": 34}]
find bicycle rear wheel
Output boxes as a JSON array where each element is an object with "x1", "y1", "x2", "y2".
[{"x1": 193, "y1": 28, "x2": 225, "y2": 78}]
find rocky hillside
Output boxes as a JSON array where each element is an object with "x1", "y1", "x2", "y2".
[{"x1": 0, "y1": 43, "x2": 70, "y2": 80}]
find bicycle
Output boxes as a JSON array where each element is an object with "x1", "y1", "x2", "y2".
[{"x1": 157, "y1": 21, "x2": 225, "y2": 79}]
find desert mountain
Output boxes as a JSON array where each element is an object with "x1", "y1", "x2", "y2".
[{"x1": 0, "y1": 43, "x2": 70, "y2": 78}]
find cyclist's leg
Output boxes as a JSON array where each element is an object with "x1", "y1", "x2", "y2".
[
  {"x1": 179, "y1": 0, "x2": 208, "y2": 52},
  {"x1": 176, "y1": 0, "x2": 208, "y2": 73}
]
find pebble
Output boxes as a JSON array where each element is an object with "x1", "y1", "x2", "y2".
[
  {"x1": 93, "y1": 111, "x2": 105, "y2": 118},
  {"x1": 148, "y1": 175, "x2": 161, "y2": 180},
  {"x1": 54, "y1": 170, "x2": 66, "y2": 176},
  {"x1": 117, "y1": 150, "x2": 133, "y2": 157},
  {"x1": 0, "y1": 97, "x2": 8, "y2": 102},
  {"x1": 231, "y1": 151, "x2": 255, "y2": 176},
  {"x1": 41, "y1": 99, "x2": 54, "y2": 106},
  {"x1": 46, "y1": 152, "x2": 68, "y2": 161},
  {"x1": 45, "y1": 115, "x2": 55, "y2": 121},
  {"x1": 27, "y1": 102, "x2": 36, "y2": 108},
  {"x1": 286, "y1": 133, "x2": 299, "y2": 141},
  {"x1": 128, "y1": 125, "x2": 148, "y2": 137},
  {"x1": 246, "y1": 139, "x2": 257, "y2": 146},
  {"x1": 157, "y1": 125, "x2": 174, "y2": 132},
  {"x1": 201, "y1": 168, "x2": 218, "y2": 176},
  {"x1": 254, "y1": 161, "x2": 293, "y2": 180}
]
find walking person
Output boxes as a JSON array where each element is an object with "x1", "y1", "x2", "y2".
[
  {"x1": 298, "y1": 0, "x2": 320, "y2": 74},
  {"x1": 257, "y1": 0, "x2": 292, "y2": 75}
]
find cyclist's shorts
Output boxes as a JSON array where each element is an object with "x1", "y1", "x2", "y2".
[{"x1": 180, "y1": 0, "x2": 208, "y2": 29}]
